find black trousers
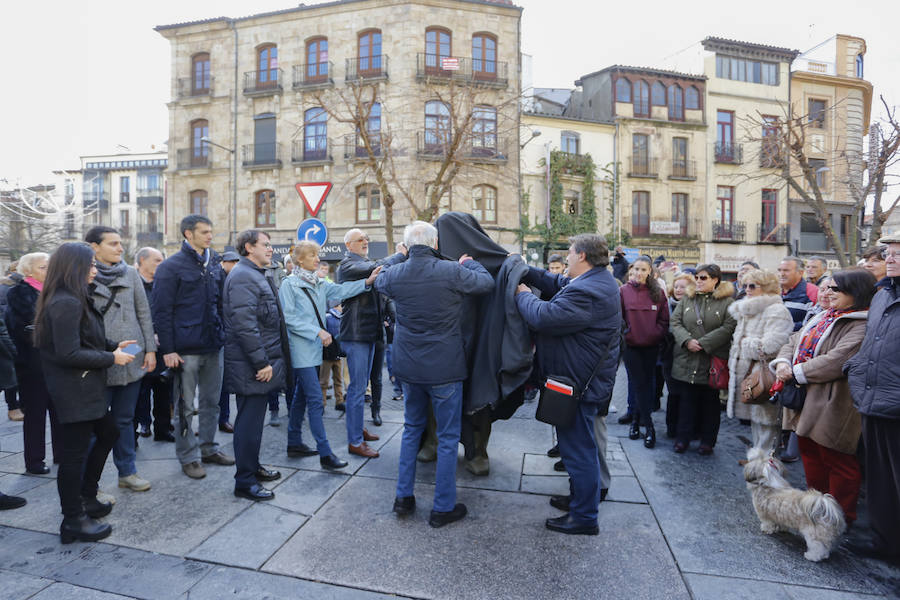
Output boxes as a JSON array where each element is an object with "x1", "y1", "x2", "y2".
[
  {"x1": 861, "y1": 415, "x2": 900, "y2": 552},
  {"x1": 623, "y1": 345, "x2": 658, "y2": 427},
  {"x1": 135, "y1": 373, "x2": 172, "y2": 435},
  {"x1": 233, "y1": 394, "x2": 268, "y2": 489},
  {"x1": 57, "y1": 412, "x2": 118, "y2": 517},
  {"x1": 676, "y1": 381, "x2": 721, "y2": 447},
  {"x1": 3, "y1": 386, "x2": 20, "y2": 410},
  {"x1": 370, "y1": 338, "x2": 384, "y2": 410},
  {"x1": 19, "y1": 374, "x2": 61, "y2": 469}
]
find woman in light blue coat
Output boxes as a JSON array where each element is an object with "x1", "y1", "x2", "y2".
[{"x1": 279, "y1": 241, "x2": 382, "y2": 470}]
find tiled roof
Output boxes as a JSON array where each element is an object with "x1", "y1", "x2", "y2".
[
  {"x1": 702, "y1": 36, "x2": 800, "y2": 60},
  {"x1": 576, "y1": 65, "x2": 706, "y2": 85}
]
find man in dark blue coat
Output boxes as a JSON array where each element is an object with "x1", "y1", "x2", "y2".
[
  {"x1": 375, "y1": 221, "x2": 493, "y2": 528},
  {"x1": 516, "y1": 234, "x2": 621, "y2": 535}
]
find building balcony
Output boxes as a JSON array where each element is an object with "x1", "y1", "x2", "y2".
[
  {"x1": 136, "y1": 226, "x2": 163, "y2": 245},
  {"x1": 291, "y1": 139, "x2": 333, "y2": 166},
  {"x1": 628, "y1": 157, "x2": 658, "y2": 178},
  {"x1": 415, "y1": 132, "x2": 508, "y2": 163},
  {"x1": 243, "y1": 69, "x2": 283, "y2": 96},
  {"x1": 177, "y1": 77, "x2": 214, "y2": 99},
  {"x1": 644, "y1": 217, "x2": 703, "y2": 238},
  {"x1": 668, "y1": 159, "x2": 696, "y2": 180},
  {"x1": 136, "y1": 192, "x2": 163, "y2": 208},
  {"x1": 415, "y1": 54, "x2": 509, "y2": 88},
  {"x1": 715, "y1": 142, "x2": 743, "y2": 164},
  {"x1": 758, "y1": 223, "x2": 790, "y2": 244},
  {"x1": 292, "y1": 63, "x2": 334, "y2": 90},
  {"x1": 343, "y1": 134, "x2": 383, "y2": 161},
  {"x1": 711, "y1": 220, "x2": 746, "y2": 242},
  {"x1": 242, "y1": 143, "x2": 282, "y2": 169},
  {"x1": 83, "y1": 192, "x2": 108, "y2": 211},
  {"x1": 345, "y1": 55, "x2": 388, "y2": 82},
  {"x1": 176, "y1": 148, "x2": 214, "y2": 170}
]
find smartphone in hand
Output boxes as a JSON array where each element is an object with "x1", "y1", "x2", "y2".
[{"x1": 122, "y1": 343, "x2": 142, "y2": 356}]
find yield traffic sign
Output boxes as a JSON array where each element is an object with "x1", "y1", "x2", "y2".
[{"x1": 295, "y1": 182, "x2": 332, "y2": 217}]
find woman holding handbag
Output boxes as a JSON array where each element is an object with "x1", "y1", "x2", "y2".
[
  {"x1": 725, "y1": 270, "x2": 793, "y2": 461},
  {"x1": 670, "y1": 264, "x2": 737, "y2": 455},
  {"x1": 770, "y1": 268, "x2": 875, "y2": 523}
]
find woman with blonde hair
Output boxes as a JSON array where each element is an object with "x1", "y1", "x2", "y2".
[
  {"x1": 726, "y1": 269, "x2": 793, "y2": 458},
  {"x1": 278, "y1": 241, "x2": 380, "y2": 470}
]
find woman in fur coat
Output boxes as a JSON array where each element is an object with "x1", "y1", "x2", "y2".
[{"x1": 726, "y1": 270, "x2": 793, "y2": 456}]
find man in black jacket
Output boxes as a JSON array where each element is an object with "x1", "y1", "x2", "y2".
[
  {"x1": 223, "y1": 230, "x2": 289, "y2": 501},
  {"x1": 336, "y1": 228, "x2": 406, "y2": 458},
  {"x1": 151, "y1": 215, "x2": 232, "y2": 479}
]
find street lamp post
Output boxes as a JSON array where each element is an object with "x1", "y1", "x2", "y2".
[{"x1": 201, "y1": 136, "x2": 237, "y2": 246}]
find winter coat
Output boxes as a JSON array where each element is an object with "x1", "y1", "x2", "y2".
[
  {"x1": 771, "y1": 310, "x2": 867, "y2": 454},
  {"x1": 670, "y1": 281, "x2": 737, "y2": 386},
  {"x1": 5, "y1": 280, "x2": 42, "y2": 380},
  {"x1": 223, "y1": 258, "x2": 291, "y2": 397},
  {"x1": 151, "y1": 241, "x2": 225, "y2": 356},
  {"x1": 0, "y1": 316, "x2": 16, "y2": 390},
  {"x1": 620, "y1": 282, "x2": 669, "y2": 347},
  {"x1": 517, "y1": 266, "x2": 622, "y2": 412},
  {"x1": 279, "y1": 271, "x2": 367, "y2": 369},
  {"x1": 336, "y1": 251, "x2": 406, "y2": 343},
  {"x1": 725, "y1": 294, "x2": 793, "y2": 422},
  {"x1": 0, "y1": 273, "x2": 23, "y2": 313},
  {"x1": 323, "y1": 308, "x2": 345, "y2": 360},
  {"x1": 91, "y1": 265, "x2": 157, "y2": 386},
  {"x1": 846, "y1": 281, "x2": 900, "y2": 420},
  {"x1": 782, "y1": 279, "x2": 818, "y2": 331},
  {"x1": 374, "y1": 245, "x2": 494, "y2": 385},
  {"x1": 38, "y1": 289, "x2": 116, "y2": 424}
]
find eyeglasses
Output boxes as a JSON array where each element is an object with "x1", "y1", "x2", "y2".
[
  {"x1": 881, "y1": 249, "x2": 900, "y2": 260},
  {"x1": 745, "y1": 283, "x2": 758, "y2": 290},
  {"x1": 696, "y1": 275, "x2": 710, "y2": 281},
  {"x1": 826, "y1": 285, "x2": 844, "y2": 293}
]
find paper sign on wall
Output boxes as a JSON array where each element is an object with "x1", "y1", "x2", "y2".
[{"x1": 295, "y1": 182, "x2": 332, "y2": 217}]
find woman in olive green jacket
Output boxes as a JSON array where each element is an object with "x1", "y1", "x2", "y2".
[{"x1": 670, "y1": 264, "x2": 736, "y2": 454}]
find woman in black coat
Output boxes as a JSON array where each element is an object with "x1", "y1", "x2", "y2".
[
  {"x1": 34, "y1": 243, "x2": 136, "y2": 544},
  {"x1": 5, "y1": 252, "x2": 61, "y2": 474}
]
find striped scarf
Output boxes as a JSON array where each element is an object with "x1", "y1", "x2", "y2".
[{"x1": 795, "y1": 308, "x2": 853, "y2": 364}]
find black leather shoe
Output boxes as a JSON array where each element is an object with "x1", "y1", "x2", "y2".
[
  {"x1": 287, "y1": 443, "x2": 318, "y2": 457},
  {"x1": 429, "y1": 503, "x2": 467, "y2": 528},
  {"x1": 26, "y1": 464, "x2": 51, "y2": 475},
  {"x1": 234, "y1": 484, "x2": 275, "y2": 501},
  {"x1": 320, "y1": 454, "x2": 349, "y2": 470},
  {"x1": 0, "y1": 493, "x2": 26, "y2": 510},
  {"x1": 553, "y1": 460, "x2": 566, "y2": 472},
  {"x1": 371, "y1": 408, "x2": 382, "y2": 427},
  {"x1": 545, "y1": 514, "x2": 599, "y2": 535},
  {"x1": 82, "y1": 496, "x2": 113, "y2": 518},
  {"x1": 255, "y1": 467, "x2": 281, "y2": 482},
  {"x1": 334, "y1": 403, "x2": 346, "y2": 412},
  {"x1": 154, "y1": 432, "x2": 176, "y2": 442},
  {"x1": 547, "y1": 444, "x2": 560, "y2": 458},
  {"x1": 644, "y1": 424, "x2": 656, "y2": 449},
  {"x1": 549, "y1": 495, "x2": 570, "y2": 511},
  {"x1": 600, "y1": 488, "x2": 608, "y2": 502},
  {"x1": 617, "y1": 413, "x2": 633, "y2": 425},
  {"x1": 60, "y1": 514, "x2": 112, "y2": 544},
  {"x1": 628, "y1": 420, "x2": 641, "y2": 440},
  {"x1": 393, "y1": 495, "x2": 415, "y2": 516}
]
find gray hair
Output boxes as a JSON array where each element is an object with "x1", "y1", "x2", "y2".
[
  {"x1": 135, "y1": 247, "x2": 162, "y2": 267},
  {"x1": 569, "y1": 234, "x2": 609, "y2": 267},
  {"x1": 403, "y1": 221, "x2": 438, "y2": 248},
  {"x1": 17, "y1": 252, "x2": 49, "y2": 276},
  {"x1": 781, "y1": 256, "x2": 804, "y2": 270},
  {"x1": 344, "y1": 228, "x2": 366, "y2": 245},
  {"x1": 807, "y1": 255, "x2": 827, "y2": 268}
]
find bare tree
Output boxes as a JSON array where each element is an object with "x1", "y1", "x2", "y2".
[
  {"x1": 851, "y1": 97, "x2": 900, "y2": 246},
  {"x1": 0, "y1": 188, "x2": 69, "y2": 259}
]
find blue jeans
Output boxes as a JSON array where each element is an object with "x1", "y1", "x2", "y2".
[
  {"x1": 397, "y1": 381, "x2": 462, "y2": 512},
  {"x1": 558, "y1": 402, "x2": 601, "y2": 525},
  {"x1": 288, "y1": 366, "x2": 333, "y2": 457},
  {"x1": 344, "y1": 341, "x2": 375, "y2": 446},
  {"x1": 106, "y1": 380, "x2": 142, "y2": 477},
  {"x1": 233, "y1": 394, "x2": 268, "y2": 489},
  {"x1": 385, "y1": 343, "x2": 403, "y2": 397}
]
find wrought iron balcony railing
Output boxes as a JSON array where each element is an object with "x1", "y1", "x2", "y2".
[
  {"x1": 177, "y1": 76, "x2": 214, "y2": 98},
  {"x1": 291, "y1": 139, "x2": 333, "y2": 164},
  {"x1": 345, "y1": 55, "x2": 388, "y2": 82},
  {"x1": 669, "y1": 159, "x2": 696, "y2": 180},
  {"x1": 758, "y1": 223, "x2": 790, "y2": 244},
  {"x1": 292, "y1": 62, "x2": 334, "y2": 89},
  {"x1": 415, "y1": 54, "x2": 509, "y2": 87},
  {"x1": 176, "y1": 148, "x2": 213, "y2": 170},
  {"x1": 243, "y1": 69, "x2": 283, "y2": 95},
  {"x1": 711, "y1": 220, "x2": 747, "y2": 241},
  {"x1": 715, "y1": 142, "x2": 743, "y2": 164},
  {"x1": 628, "y1": 156, "x2": 658, "y2": 177},
  {"x1": 242, "y1": 143, "x2": 282, "y2": 168}
]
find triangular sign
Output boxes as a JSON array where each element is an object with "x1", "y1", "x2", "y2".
[{"x1": 295, "y1": 182, "x2": 332, "y2": 217}]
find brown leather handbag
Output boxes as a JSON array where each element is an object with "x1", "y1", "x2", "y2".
[{"x1": 740, "y1": 360, "x2": 775, "y2": 404}]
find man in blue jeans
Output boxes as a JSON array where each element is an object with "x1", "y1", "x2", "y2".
[{"x1": 375, "y1": 221, "x2": 493, "y2": 527}]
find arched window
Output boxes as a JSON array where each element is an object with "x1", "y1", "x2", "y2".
[
  {"x1": 472, "y1": 185, "x2": 497, "y2": 223},
  {"x1": 257, "y1": 44, "x2": 278, "y2": 87},
  {"x1": 356, "y1": 184, "x2": 380, "y2": 223},
  {"x1": 651, "y1": 81, "x2": 666, "y2": 106},
  {"x1": 306, "y1": 37, "x2": 328, "y2": 81},
  {"x1": 424, "y1": 100, "x2": 451, "y2": 152},
  {"x1": 633, "y1": 80, "x2": 649, "y2": 117},
  {"x1": 255, "y1": 190, "x2": 276, "y2": 227},
  {"x1": 190, "y1": 119, "x2": 209, "y2": 167},
  {"x1": 191, "y1": 53, "x2": 210, "y2": 94},
  {"x1": 190, "y1": 190, "x2": 208, "y2": 217},
  {"x1": 472, "y1": 33, "x2": 497, "y2": 79},
  {"x1": 615, "y1": 78, "x2": 631, "y2": 103},
  {"x1": 304, "y1": 107, "x2": 327, "y2": 161},
  {"x1": 856, "y1": 54, "x2": 864, "y2": 78},
  {"x1": 358, "y1": 29, "x2": 382, "y2": 76},
  {"x1": 472, "y1": 105, "x2": 497, "y2": 155},
  {"x1": 685, "y1": 85, "x2": 700, "y2": 110},
  {"x1": 425, "y1": 27, "x2": 452, "y2": 73},
  {"x1": 668, "y1": 84, "x2": 684, "y2": 121}
]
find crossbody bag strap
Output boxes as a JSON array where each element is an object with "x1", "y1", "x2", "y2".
[
  {"x1": 580, "y1": 328, "x2": 621, "y2": 396},
  {"x1": 692, "y1": 299, "x2": 707, "y2": 336},
  {"x1": 100, "y1": 287, "x2": 120, "y2": 316},
  {"x1": 300, "y1": 287, "x2": 326, "y2": 329}
]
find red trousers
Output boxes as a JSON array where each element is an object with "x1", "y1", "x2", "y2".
[{"x1": 797, "y1": 435, "x2": 861, "y2": 523}]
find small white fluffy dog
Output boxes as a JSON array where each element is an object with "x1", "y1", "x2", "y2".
[{"x1": 743, "y1": 447, "x2": 846, "y2": 561}]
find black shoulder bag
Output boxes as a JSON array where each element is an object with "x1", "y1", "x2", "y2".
[
  {"x1": 536, "y1": 333, "x2": 619, "y2": 428},
  {"x1": 300, "y1": 288, "x2": 340, "y2": 360}
]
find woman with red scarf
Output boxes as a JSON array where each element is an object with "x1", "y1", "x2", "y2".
[{"x1": 771, "y1": 268, "x2": 876, "y2": 523}]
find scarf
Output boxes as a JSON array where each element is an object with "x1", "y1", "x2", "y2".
[
  {"x1": 24, "y1": 276, "x2": 43, "y2": 292},
  {"x1": 795, "y1": 307, "x2": 854, "y2": 364},
  {"x1": 297, "y1": 268, "x2": 319, "y2": 286},
  {"x1": 93, "y1": 260, "x2": 127, "y2": 287}
]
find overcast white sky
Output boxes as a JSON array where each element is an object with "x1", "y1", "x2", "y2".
[{"x1": 1, "y1": 0, "x2": 897, "y2": 185}]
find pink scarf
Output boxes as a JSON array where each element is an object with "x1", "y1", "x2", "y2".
[{"x1": 24, "y1": 276, "x2": 43, "y2": 292}]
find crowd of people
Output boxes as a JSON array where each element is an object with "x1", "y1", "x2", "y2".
[{"x1": 0, "y1": 215, "x2": 898, "y2": 561}]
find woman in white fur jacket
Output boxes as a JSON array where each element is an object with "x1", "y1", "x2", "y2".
[{"x1": 726, "y1": 270, "x2": 794, "y2": 455}]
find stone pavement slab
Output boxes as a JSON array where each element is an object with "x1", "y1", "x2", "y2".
[
  {"x1": 683, "y1": 573, "x2": 889, "y2": 600},
  {"x1": 0, "y1": 526, "x2": 87, "y2": 578},
  {"x1": 0, "y1": 567, "x2": 53, "y2": 600},
  {"x1": 267, "y1": 468, "x2": 350, "y2": 515},
  {"x1": 28, "y1": 582, "x2": 136, "y2": 600},
  {"x1": 0, "y1": 471, "x2": 57, "y2": 495},
  {"x1": 263, "y1": 476, "x2": 689, "y2": 600}
]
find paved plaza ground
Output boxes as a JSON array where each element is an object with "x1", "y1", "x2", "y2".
[{"x1": 1, "y1": 366, "x2": 899, "y2": 600}]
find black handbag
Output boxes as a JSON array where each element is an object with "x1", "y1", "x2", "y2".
[
  {"x1": 773, "y1": 377, "x2": 807, "y2": 411},
  {"x1": 536, "y1": 334, "x2": 619, "y2": 428}
]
